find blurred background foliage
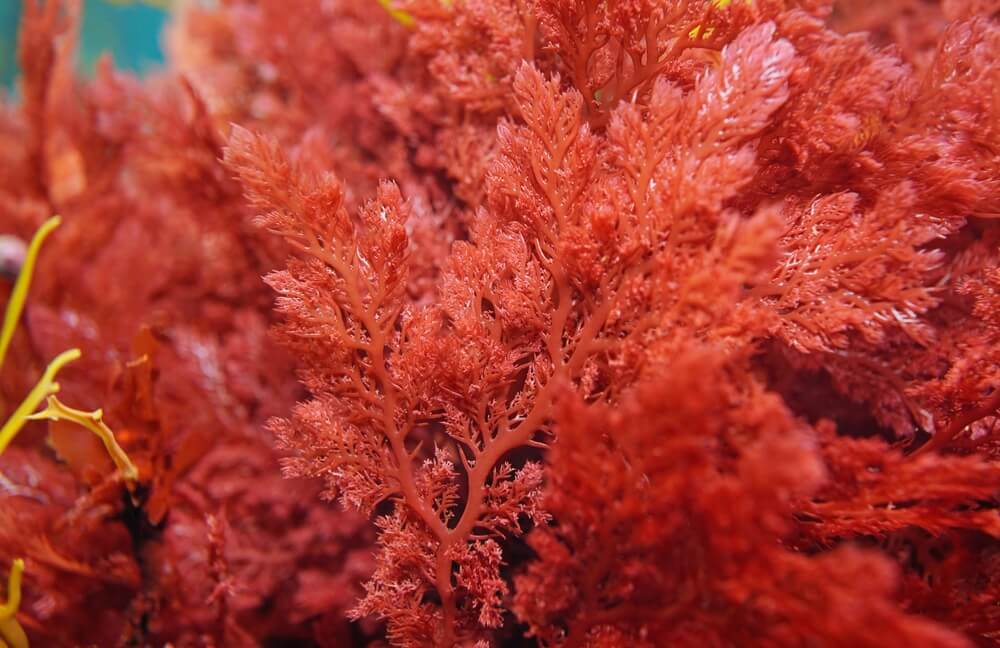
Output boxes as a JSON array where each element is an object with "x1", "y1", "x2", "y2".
[{"x1": 1, "y1": 0, "x2": 169, "y2": 88}]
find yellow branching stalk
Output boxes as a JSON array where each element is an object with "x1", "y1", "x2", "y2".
[
  {"x1": 0, "y1": 217, "x2": 142, "y2": 648},
  {"x1": 28, "y1": 397, "x2": 139, "y2": 482},
  {"x1": 0, "y1": 559, "x2": 27, "y2": 648},
  {"x1": 0, "y1": 349, "x2": 80, "y2": 456},
  {"x1": 0, "y1": 215, "x2": 138, "y2": 481}
]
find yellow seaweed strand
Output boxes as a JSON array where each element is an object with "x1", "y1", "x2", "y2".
[
  {"x1": 0, "y1": 216, "x2": 61, "y2": 370},
  {"x1": 28, "y1": 396, "x2": 139, "y2": 482},
  {"x1": 0, "y1": 349, "x2": 80, "y2": 456},
  {"x1": 376, "y1": 0, "x2": 415, "y2": 28},
  {"x1": 0, "y1": 559, "x2": 27, "y2": 648},
  {"x1": 689, "y1": 0, "x2": 753, "y2": 42}
]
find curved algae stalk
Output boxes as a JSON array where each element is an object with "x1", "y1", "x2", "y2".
[
  {"x1": 0, "y1": 216, "x2": 138, "y2": 479},
  {"x1": 0, "y1": 216, "x2": 60, "y2": 370},
  {"x1": 0, "y1": 349, "x2": 79, "y2": 456},
  {"x1": 0, "y1": 217, "x2": 141, "y2": 648},
  {"x1": 376, "y1": 0, "x2": 415, "y2": 28},
  {"x1": 27, "y1": 396, "x2": 138, "y2": 481},
  {"x1": 0, "y1": 559, "x2": 26, "y2": 648}
]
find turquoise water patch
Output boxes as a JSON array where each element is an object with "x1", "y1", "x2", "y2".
[
  {"x1": 0, "y1": 3, "x2": 19, "y2": 88},
  {"x1": 1, "y1": 1, "x2": 169, "y2": 88}
]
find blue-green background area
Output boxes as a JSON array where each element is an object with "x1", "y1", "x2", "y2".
[{"x1": 1, "y1": 1, "x2": 169, "y2": 89}]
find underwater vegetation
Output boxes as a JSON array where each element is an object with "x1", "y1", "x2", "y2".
[{"x1": 1, "y1": 0, "x2": 1000, "y2": 646}]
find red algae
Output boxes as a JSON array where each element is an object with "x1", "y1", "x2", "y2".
[{"x1": 1, "y1": 0, "x2": 999, "y2": 646}]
